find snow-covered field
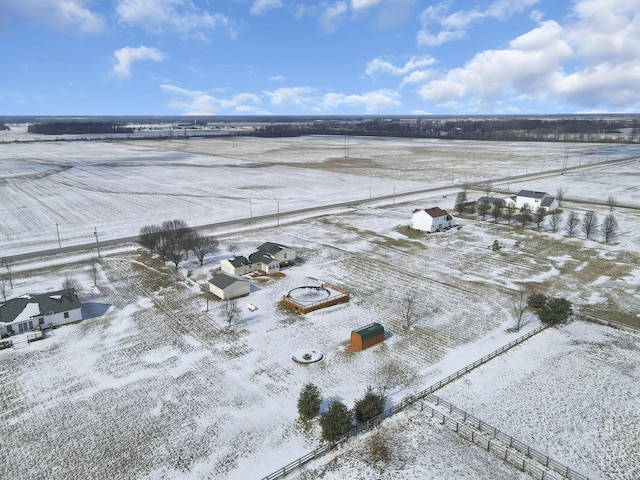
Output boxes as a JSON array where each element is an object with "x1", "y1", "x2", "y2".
[{"x1": 1, "y1": 134, "x2": 639, "y2": 480}]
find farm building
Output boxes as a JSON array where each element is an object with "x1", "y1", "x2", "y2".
[
  {"x1": 412, "y1": 207, "x2": 456, "y2": 233},
  {"x1": 208, "y1": 271, "x2": 251, "y2": 300},
  {"x1": 506, "y1": 190, "x2": 559, "y2": 213},
  {"x1": 0, "y1": 289, "x2": 82, "y2": 336},
  {"x1": 348, "y1": 322, "x2": 385, "y2": 352}
]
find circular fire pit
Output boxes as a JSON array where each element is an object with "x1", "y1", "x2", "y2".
[{"x1": 291, "y1": 348, "x2": 325, "y2": 364}]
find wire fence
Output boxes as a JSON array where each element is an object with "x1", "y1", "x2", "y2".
[
  {"x1": 261, "y1": 324, "x2": 548, "y2": 480},
  {"x1": 423, "y1": 393, "x2": 590, "y2": 480}
]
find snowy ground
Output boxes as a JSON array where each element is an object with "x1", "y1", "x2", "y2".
[{"x1": 1, "y1": 135, "x2": 639, "y2": 480}]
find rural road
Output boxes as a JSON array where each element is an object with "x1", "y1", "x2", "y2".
[{"x1": 4, "y1": 153, "x2": 638, "y2": 263}]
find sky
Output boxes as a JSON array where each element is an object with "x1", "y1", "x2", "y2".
[{"x1": 1, "y1": 0, "x2": 639, "y2": 116}]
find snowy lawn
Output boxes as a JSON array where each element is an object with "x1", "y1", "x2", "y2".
[{"x1": 1, "y1": 135, "x2": 639, "y2": 480}]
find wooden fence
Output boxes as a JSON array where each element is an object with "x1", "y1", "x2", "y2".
[
  {"x1": 261, "y1": 324, "x2": 548, "y2": 480},
  {"x1": 423, "y1": 393, "x2": 590, "y2": 480}
]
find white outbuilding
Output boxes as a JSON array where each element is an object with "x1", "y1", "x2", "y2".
[
  {"x1": 412, "y1": 207, "x2": 456, "y2": 233},
  {"x1": 208, "y1": 271, "x2": 251, "y2": 300}
]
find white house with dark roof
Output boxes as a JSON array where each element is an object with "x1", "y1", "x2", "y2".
[
  {"x1": 221, "y1": 256, "x2": 253, "y2": 276},
  {"x1": 507, "y1": 190, "x2": 559, "y2": 213},
  {"x1": 0, "y1": 289, "x2": 82, "y2": 336},
  {"x1": 412, "y1": 207, "x2": 456, "y2": 233},
  {"x1": 220, "y1": 242, "x2": 296, "y2": 276},
  {"x1": 208, "y1": 271, "x2": 251, "y2": 300}
]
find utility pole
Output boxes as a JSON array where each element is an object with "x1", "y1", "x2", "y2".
[
  {"x1": 56, "y1": 223, "x2": 61, "y2": 248},
  {"x1": 94, "y1": 227, "x2": 101, "y2": 258},
  {"x1": 249, "y1": 198, "x2": 252, "y2": 218},
  {"x1": 277, "y1": 201, "x2": 280, "y2": 227}
]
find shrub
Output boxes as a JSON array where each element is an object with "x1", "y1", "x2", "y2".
[
  {"x1": 353, "y1": 386, "x2": 386, "y2": 423},
  {"x1": 297, "y1": 383, "x2": 322, "y2": 420},
  {"x1": 319, "y1": 401, "x2": 352, "y2": 442},
  {"x1": 539, "y1": 297, "x2": 572, "y2": 325},
  {"x1": 527, "y1": 293, "x2": 547, "y2": 310}
]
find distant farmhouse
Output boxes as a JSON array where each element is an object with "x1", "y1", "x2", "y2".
[
  {"x1": 208, "y1": 271, "x2": 251, "y2": 300},
  {"x1": 0, "y1": 289, "x2": 82, "y2": 337},
  {"x1": 506, "y1": 190, "x2": 559, "y2": 213},
  {"x1": 412, "y1": 207, "x2": 457, "y2": 233},
  {"x1": 221, "y1": 242, "x2": 296, "y2": 276},
  {"x1": 477, "y1": 196, "x2": 506, "y2": 209}
]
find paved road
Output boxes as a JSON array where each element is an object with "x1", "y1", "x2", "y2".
[{"x1": 4, "y1": 153, "x2": 638, "y2": 263}]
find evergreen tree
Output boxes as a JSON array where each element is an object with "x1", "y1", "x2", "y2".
[
  {"x1": 353, "y1": 386, "x2": 386, "y2": 423},
  {"x1": 297, "y1": 383, "x2": 322, "y2": 421},
  {"x1": 319, "y1": 401, "x2": 352, "y2": 442}
]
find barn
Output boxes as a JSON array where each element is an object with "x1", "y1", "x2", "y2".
[{"x1": 348, "y1": 322, "x2": 385, "y2": 352}]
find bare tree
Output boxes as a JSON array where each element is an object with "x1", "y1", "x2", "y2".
[
  {"x1": 548, "y1": 211, "x2": 562, "y2": 232},
  {"x1": 491, "y1": 202, "x2": 503, "y2": 223},
  {"x1": 534, "y1": 208, "x2": 546, "y2": 230},
  {"x1": 581, "y1": 210, "x2": 598, "y2": 239},
  {"x1": 191, "y1": 233, "x2": 220, "y2": 266},
  {"x1": 371, "y1": 361, "x2": 406, "y2": 398},
  {"x1": 565, "y1": 211, "x2": 580, "y2": 236},
  {"x1": 510, "y1": 282, "x2": 528, "y2": 331},
  {"x1": 138, "y1": 224, "x2": 162, "y2": 253},
  {"x1": 454, "y1": 191, "x2": 467, "y2": 215},
  {"x1": 1, "y1": 259, "x2": 13, "y2": 289},
  {"x1": 0, "y1": 275, "x2": 8, "y2": 301},
  {"x1": 601, "y1": 214, "x2": 619, "y2": 242},
  {"x1": 400, "y1": 290, "x2": 418, "y2": 327},
  {"x1": 167, "y1": 249, "x2": 183, "y2": 270},
  {"x1": 62, "y1": 275, "x2": 83, "y2": 294},
  {"x1": 483, "y1": 182, "x2": 493, "y2": 197},
  {"x1": 223, "y1": 299, "x2": 241, "y2": 328},
  {"x1": 518, "y1": 203, "x2": 532, "y2": 227},
  {"x1": 227, "y1": 242, "x2": 238, "y2": 257},
  {"x1": 477, "y1": 200, "x2": 490, "y2": 220},
  {"x1": 606, "y1": 195, "x2": 617, "y2": 212},
  {"x1": 505, "y1": 203, "x2": 516, "y2": 224},
  {"x1": 556, "y1": 187, "x2": 567, "y2": 207}
]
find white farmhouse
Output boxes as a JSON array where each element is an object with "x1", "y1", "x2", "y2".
[
  {"x1": 507, "y1": 190, "x2": 559, "y2": 213},
  {"x1": 412, "y1": 207, "x2": 456, "y2": 233},
  {"x1": 220, "y1": 242, "x2": 296, "y2": 276},
  {"x1": 0, "y1": 289, "x2": 82, "y2": 336},
  {"x1": 208, "y1": 271, "x2": 251, "y2": 300}
]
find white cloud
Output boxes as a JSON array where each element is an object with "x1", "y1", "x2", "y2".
[
  {"x1": 418, "y1": 20, "x2": 572, "y2": 107},
  {"x1": 250, "y1": 0, "x2": 283, "y2": 16},
  {"x1": 116, "y1": 0, "x2": 236, "y2": 38},
  {"x1": 321, "y1": 89, "x2": 401, "y2": 113},
  {"x1": 413, "y1": 1, "x2": 640, "y2": 112},
  {"x1": 264, "y1": 87, "x2": 320, "y2": 108},
  {"x1": 365, "y1": 56, "x2": 435, "y2": 77},
  {"x1": 268, "y1": 75, "x2": 286, "y2": 81},
  {"x1": 113, "y1": 46, "x2": 166, "y2": 78},
  {"x1": 318, "y1": 1, "x2": 348, "y2": 34},
  {"x1": 3, "y1": 0, "x2": 104, "y2": 34},
  {"x1": 351, "y1": 0, "x2": 383, "y2": 10},
  {"x1": 417, "y1": 0, "x2": 537, "y2": 47},
  {"x1": 160, "y1": 84, "x2": 267, "y2": 115}
]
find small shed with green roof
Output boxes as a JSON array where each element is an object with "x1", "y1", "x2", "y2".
[{"x1": 348, "y1": 322, "x2": 384, "y2": 352}]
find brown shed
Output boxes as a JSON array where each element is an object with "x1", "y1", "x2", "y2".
[{"x1": 348, "y1": 323, "x2": 384, "y2": 352}]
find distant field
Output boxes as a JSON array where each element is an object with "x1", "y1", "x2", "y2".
[{"x1": 1, "y1": 136, "x2": 639, "y2": 479}]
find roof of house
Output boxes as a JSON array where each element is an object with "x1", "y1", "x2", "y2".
[
  {"x1": 248, "y1": 251, "x2": 279, "y2": 265},
  {"x1": 517, "y1": 190, "x2": 548, "y2": 199},
  {"x1": 0, "y1": 289, "x2": 81, "y2": 324},
  {"x1": 208, "y1": 271, "x2": 250, "y2": 290},
  {"x1": 352, "y1": 322, "x2": 384, "y2": 340},
  {"x1": 257, "y1": 242, "x2": 290, "y2": 256},
  {"x1": 414, "y1": 207, "x2": 451, "y2": 219},
  {"x1": 226, "y1": 256, "x2": 251, "y2": 267},
  {"x1": 541, "y1": 196, "x2": 556, "y2": 207}
]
